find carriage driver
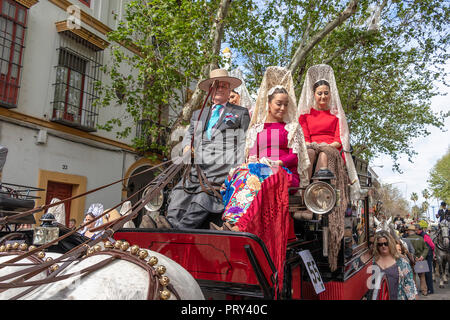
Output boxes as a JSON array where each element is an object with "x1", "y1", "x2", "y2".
[
  {"x1": 436, "y1": 202, "x2": 449, "y2": 222},
  {"x1": 157, "y1": 69, "x2": 250, "y2": 230}
]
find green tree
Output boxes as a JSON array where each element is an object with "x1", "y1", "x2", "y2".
[
  {"x1": 227, "y1": 0, "x2": 449, "y2": 170},
  {"x1": 95, "y1": 0, "x2": 449, "y2": 167},
  {"x1": 410, "y1": 192, "x2": 419, "y2": 218},
  {"x1": 94, "y1": 0, "x2": 232, "y2": 155},
  {"x1": 375, "y1": 183, "x2": 410, "y2": 217},
  {"x1": 428, "y1": 147, "x2": 450, "y2": 203}
]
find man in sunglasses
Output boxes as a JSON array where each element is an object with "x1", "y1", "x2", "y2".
[{"x1": 405, "y1": 224, "x2": 429, "y2": 295}]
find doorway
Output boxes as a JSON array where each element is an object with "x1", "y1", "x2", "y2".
[{"x1": 45, "y1": 181, "x2": 73, "y2": 226}]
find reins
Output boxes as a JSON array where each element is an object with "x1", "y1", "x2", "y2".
[
  {"x1": 0, "y1": 79, "x2": 224, "y2": 298},
  {"x1": 182, "y1": 80, "x2": 222, "y2": 201},
  {"x1": 0, "y1": 159, "x2": 185, "y2": 299}
]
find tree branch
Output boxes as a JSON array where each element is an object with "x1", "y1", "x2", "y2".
[
  {"x1": 287, "y1": 0, "x2": 359, "y2": 73},
  {"x1": 181, "y1": 0, "x2": 232, "y2": 122}
]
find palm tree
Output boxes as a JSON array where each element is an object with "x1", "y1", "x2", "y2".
[
  {"x1": 422, "y1": 189, "x2": 431, "y2": 220},
  {"x1": 410, "y1": 192, "x2": 419, "y2": 219}
]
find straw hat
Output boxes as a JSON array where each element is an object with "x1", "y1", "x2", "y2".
[
  {"x1": 407, "y1": 224, "x2": 416, "y2": 231},
  {"x1": 198, "y1": 68, "x2": 242, "y2": 91}
]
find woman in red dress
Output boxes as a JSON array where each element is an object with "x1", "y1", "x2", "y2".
[{"x1": 299, "y1": 79, "x2": 342, "y2": 179}]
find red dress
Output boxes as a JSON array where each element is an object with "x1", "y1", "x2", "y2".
[{"x1": 299, "y1": 108, "x2": 343, "y2": 155}]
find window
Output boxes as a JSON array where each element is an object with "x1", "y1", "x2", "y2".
[
  {"x1": 79, "y1": 0, "x2": 91, "y2": 8},
  {"x1": 0, "y1": 0, "x2": 27, "y2": 108},
  {"x1": 51, "y1": 32, "x2": 102, "y2": 132}
]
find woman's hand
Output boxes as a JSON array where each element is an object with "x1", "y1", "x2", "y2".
[
  {"x1": 274, "y1": 160, "x2": 284, "y2": 167},
  {"x1": 248, "y1": 155, "x2": 258, "y2": 163}
]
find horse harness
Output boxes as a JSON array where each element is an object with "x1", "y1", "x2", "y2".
[
  {"x1": 0, "y1": 242, "x2": 180, "y2": 300},
  {"x1": 434, "y1": 228, "x2": 450, "y2": 253}
]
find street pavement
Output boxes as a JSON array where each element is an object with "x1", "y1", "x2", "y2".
[{"x1": 418, "y1": 275, "x2": 450, "y2": 300}]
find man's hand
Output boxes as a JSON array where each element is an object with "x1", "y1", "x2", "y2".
[{"x1": 183, "y1": 145, "x2": 194, "y2": 155}]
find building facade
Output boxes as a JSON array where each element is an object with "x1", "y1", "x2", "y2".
[{"x1": 0, "y1": 0, "x2": 162, "y2": 227}]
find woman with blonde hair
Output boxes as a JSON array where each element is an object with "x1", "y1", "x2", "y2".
[{"x1": 372, "y1": 231, "x2": 418, "y2": 300}]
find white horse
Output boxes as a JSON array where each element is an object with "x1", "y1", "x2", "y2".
[
  {"x1": 433, "y1": 220, "x2": 450, "y2": 288},
  {"x1": 0, "y1": 245, "x2": 204, "y2": 300}
]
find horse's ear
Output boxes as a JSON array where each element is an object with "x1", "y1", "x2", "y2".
[{"x1": 374, "y1": 217, "x2": 380, "y2": 225}]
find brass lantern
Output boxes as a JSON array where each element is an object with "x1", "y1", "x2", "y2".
[{"x1": 33, "y1": 213, "x2": 59, "y2": 245}]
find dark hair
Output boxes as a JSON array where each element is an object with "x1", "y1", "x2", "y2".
[
  {"x1": 231, "y1": 89, "x2": 239, "y2": 95},
  {"x1": 441, "y1": 201, "x2": 447, "y2": 207},
  {"x1": 268, "y1": 87, "x2": 288, "y2": 102},
  {"x1": 313, "y1": 80, "x2": 330, "y2": 93}
]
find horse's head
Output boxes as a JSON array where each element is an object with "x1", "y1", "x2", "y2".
[
  {"x1": 374, "y1": 216, "x2": 393, "y2": 233},
  {"x1": 439, "y1": 220, "x2": 449, "y2": 248}
]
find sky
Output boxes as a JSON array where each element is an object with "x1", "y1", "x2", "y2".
[{"x1": 372, "y1": 62, "x2": 449, "y2": 220}]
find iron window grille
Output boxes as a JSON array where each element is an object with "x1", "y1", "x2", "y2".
[
  {"x1": 51, "y1": 32, "x2": 102, "y2": 132},
  {"x1": 79, "y1": 0, "x2": 91, "y2": 8},
  {"x1": 0, "y1": 0, "x2": 27, "y2": 109},
  {"x1": 136, "y1": 119, "x2": 171, "y2": 154}
]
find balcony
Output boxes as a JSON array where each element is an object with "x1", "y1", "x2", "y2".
[{"x1": 51, "y1": 106, "x2": 98, "y2": 132}]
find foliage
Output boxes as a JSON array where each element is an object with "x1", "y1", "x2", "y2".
[
  {"x1": 373, "y1": 183, "x2": 410, "y2": 217},
  {"x1": 427, "y1": 147, "x2": 450, "y2": 203},
  {"x1": 94, "y1": 0, "x2": 224, "y2": 155},
  {"x1": 95, "y1": 0, "x2": 449, "y2": 168},
  {"x1": 410, "y1": 191, "x2": 418, "y2": 204},
  {"x1": 226, "y1": 0, "x2": 449, "y2": 170}
]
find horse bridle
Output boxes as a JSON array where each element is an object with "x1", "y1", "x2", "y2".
[{"x1": 435, "y1": 227, "x2": 450, "y2": 252}]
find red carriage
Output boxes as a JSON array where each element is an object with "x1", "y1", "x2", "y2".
[{"x1": 113, "y1": 156, "x2": 390, "y2": 300}]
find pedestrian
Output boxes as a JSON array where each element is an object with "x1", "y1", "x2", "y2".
[
  {"x1": 395, "y1": 238, "x2": 415, "y2": 270},
  {"x1": 68, "y1": 218, "x2": 77, "y2": 230},
  {"x1": 78, "y1": 203, "x2": 104, "y2": 239},
  {"x1": 415, "y1": 223, "x2": 435, "y2": 294},
  {"x1": 372, "y1": 231, "x2": 418, "y2": 300},
  {"x1": 405, "y1": 224, "x2": 429, "y2": 296}
]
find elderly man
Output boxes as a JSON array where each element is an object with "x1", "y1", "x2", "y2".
[
  {"x1": 406, "y1": 224, "x2": 429, "y2": 296},
  {"x1": 161, "y1": 69, "x2": 250, "y2": 229}
]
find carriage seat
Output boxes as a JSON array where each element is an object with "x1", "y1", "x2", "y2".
[
  {"x1": 0, "y1": 194, "x2": 35, "y2": 212},
  {"x1": 0, "y1": 194, "x2": 36, "y2": 224}
]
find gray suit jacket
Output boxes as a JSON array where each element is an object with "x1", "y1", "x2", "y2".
[{"x1": 181, "y1": 102, "x2": 250, "y2": 180}]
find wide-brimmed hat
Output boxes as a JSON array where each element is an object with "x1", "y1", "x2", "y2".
[
  {"x1": 198, "y1": 68, "x2": 242, "y2": 91},
  {"x1": 407, "y1": 224, "x2": 416, "y2": 231}
]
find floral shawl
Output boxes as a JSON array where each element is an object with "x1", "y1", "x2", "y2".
[
  {"x1": 372, "y1": 256, "x2": 417, "y2": 300},
  {"x1": 396, "y1": 256, "x2": 418, "y2": 300}
]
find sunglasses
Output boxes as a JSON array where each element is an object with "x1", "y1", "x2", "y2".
[{"x1": 377, "y1": 242, "x2": 389, "y2": 247}]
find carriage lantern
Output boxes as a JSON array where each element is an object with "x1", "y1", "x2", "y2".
[
  {"x1": 33, "y1": 213, "x2": 59, "y2": 246},
  {"x1": 303, "y1": 181, "x2": 337, "y2": 215}
]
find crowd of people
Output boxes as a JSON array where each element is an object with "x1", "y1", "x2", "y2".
[{"x1": 368, "y1": 202, "x2": 450, "y2": 300}]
